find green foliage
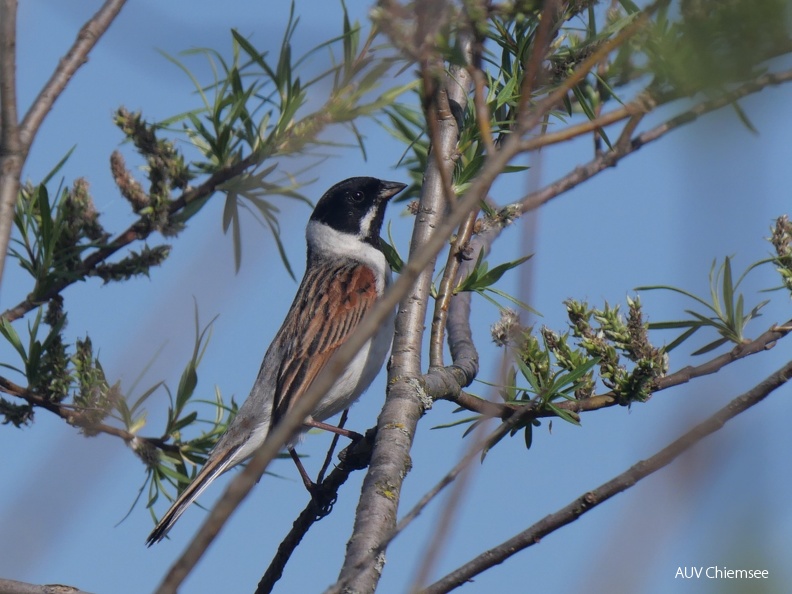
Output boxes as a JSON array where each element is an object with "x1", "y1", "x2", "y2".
[
  {"x1": 455, "y1": 250, "x2": 536, "y2": 311},
  {"x1": 137, "y1": 310, "x2": 238, "y2": 514},
  {"x1": 637, "y1": 257, "x2": 768, "y2": 355},
  {"x1": 0, "y1": 300, "x2": 69, "y2": 406},
  {"x1": 0, "y1": 298, "x2": 117, "y2": 429},
  {"x1": 440, "y1": 296, "x2": 667, "y2": 452},
  {"x1": 769, "y1": 215, "x2": 792, "y2": 296},
  {"x1": 113, "y1": 107, "x2": 193, "y2": 236},
  {"x1": 93, "y1": 245, "x2": 172, "y2": 284},
  {"x1": 11, "y1": 156, "x2": 111, "y2": 300},
  {"x1": 565, "y1": 297, "x2": 667, "y2": 403},
  {"x1": 160, "y1": 2, "x2": 412, "y2": 271},
  {"x1": 71, "y1": 337, "x2": 117, "y2": 434},
  {"x1": 645, "y1": 0, "x2": 790, "y2": 95},
  {"x1": 380, "y1": 222, "x2": 404, "y2": 273}
]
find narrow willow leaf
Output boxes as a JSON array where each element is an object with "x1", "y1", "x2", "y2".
[
  {"x1": 663, "y1": 325, "x2": 700, "y2": 352},
  {"x1": 431, "y1": 415, "x2": 482, "y2": 430},
  {"x1": 690, "y1": 336, "x2": 730, "y2": 356},
  {"x1": 546, "y1": 402, "x2": 581, "y2": 426}
]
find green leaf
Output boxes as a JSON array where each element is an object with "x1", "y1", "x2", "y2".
[
  {"x1": 0, "y1": 318, "x2": 27, "y2": 364},
  {"x1": 722, "y1": 256, "x2": 735, "y2": 326},
  {"x1": 546, "y1": 402, "x2": 581, "y2": 426},
  {"x1": 130, "y1": 381, "x2": 165, "y2": 416},
  {"x1": 431, "y1": 415, "x2": 482, "y2": 430},
  {"x1": 380, "y1": 234, "x2": 403, "y2": 274},
  {"x1": 477, "y1": 255, "x2": 533, "y2": 288},
  {"x1": 690, "y1": 336, "x2": 730, "y2": 356},
  {"x1": 175, "y1": 362, "x2": 198, "y2": 412},
  {"x1": 663, "y1": 325, "x2": 700, "y2": 352},
  {"x1": 547, "y1": 358, "x2": 600, "y2": 397},
  {"x1": 731, "y1": 101, "x2": 758, "y2": 135},
  {"x1": 636, "y1": 284, "x2": 716, "y2": 314},
  {"x1": 41, "y1": 146, "x2": 77, "y2": 186},
  {"x1": 171, "y1": 411, "x2": 199, "y2": 433},
  {"x1": 523, "y1": 424, "x2": 533, "y2": 449}
]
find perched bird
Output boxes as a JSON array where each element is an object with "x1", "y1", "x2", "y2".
[{"x1": 146, "y1": 177, "x2": 406, "y2": 545}]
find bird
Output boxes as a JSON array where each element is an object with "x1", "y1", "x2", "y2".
[{"x1": 146, "y1": 176, "x2": 406, "y2": 545}]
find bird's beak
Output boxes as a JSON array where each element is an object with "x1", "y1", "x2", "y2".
[{"x1": 378, "y1": 180, "x2": 408, "y2": 201}]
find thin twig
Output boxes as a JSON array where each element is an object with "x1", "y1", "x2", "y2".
[
  {"x1": 421, "y1": 358, "x2": 792, "y2": 594},
  {"x1": 255, "y1": 430, "x2": 376, "y2": 594},
  {"x1": 516, "y1": 0, "x2": 559, "y2": 111},
  {"x1": 18, "y1": 0, "x2": 128, "y2": 149},
  {"x1": 316, "y1": 408, "x2": 349, "y2": 485},
  {"x1": 429, "y1": 208, "x2": 478, "y2": 367},
  {"x1": 516, "y1": 68, "x2": 792, "y2": 215},
  {"x1": 0, "y1": 374, "x2": 180, "y2": 452}
]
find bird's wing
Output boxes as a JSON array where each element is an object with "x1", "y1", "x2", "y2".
[{"x1": 271, "y1": 260, "x2": 378, "y2": 423}]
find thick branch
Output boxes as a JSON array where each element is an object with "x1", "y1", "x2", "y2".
[
  {"x1": 421, "y1": 358, "x2": 792, "y2": 594},
  {"x1": 336, "y1": 38, "x2": 474, "y2": 594}
]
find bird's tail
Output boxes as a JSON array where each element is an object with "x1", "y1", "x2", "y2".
[{"x1": 146, "y1": 446, "x2": 239, "y2": 546}]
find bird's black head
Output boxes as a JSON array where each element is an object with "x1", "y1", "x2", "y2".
[{"x1": 310, "y1": 177, "x2": 406, "y2": 248}]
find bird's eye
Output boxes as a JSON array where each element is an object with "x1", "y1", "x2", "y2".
[{"x1": 350, "y1": 191, "x2": 365, "y2": 203}]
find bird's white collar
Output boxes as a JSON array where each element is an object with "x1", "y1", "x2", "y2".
[{"x1": 306, "y1": 220, "x2": 389, "y2": 285}]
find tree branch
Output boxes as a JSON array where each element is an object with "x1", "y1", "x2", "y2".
[
  {"x1": 0, "y1": 0, "x2": 128, "y2": 289},
  {"x1": 442, "y1": 319, "x2": 792, "y2": 420},
  {"x1": 19, "y1": 0, "x2": 127, "y2": 149},
  {"x1": 516, "y1": 68, "x2": 792, "y2": 215},
  {"x1": 0, "y1": 578, "x2": 95, "y2": 594},
  {"x1": 336, "y1": 27, "x2": 474, "y2": 592},
  {"x1": 420, "y1": 358, "x2": 792, "y2": 594},
  {"x1": 0, "y1": 374, "x2": 180, "y2": 453},
  {"x1": 254, "y1": 430, "x2": 376, "y2": 594},
  {"x1": 0, "y1": 0, "x2": 21, "y2": 290}
]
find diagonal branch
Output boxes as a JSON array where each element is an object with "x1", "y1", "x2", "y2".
[
  {"x1": 254, "y1": 430, "x2": 377, "y2": 594},
  {"x1": 420, "y1": 358, "x2": 792, "y2": 594},
  {"x1": 0, "y1": 374, "x2": 180, "y2": 453},
  {"x1": 516, "y1": 68, "x2": 792, "y2": 215},
  {"x1": 18, "y1": 0, "x2": 128, "y2": 150}
]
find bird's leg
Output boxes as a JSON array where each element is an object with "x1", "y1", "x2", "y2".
[
  {"x1": 288, "y1": 446, "x2": 338, "y2": 518},
  {"x1": 288, "y1": 447, "x2": 315, "y2": 492},
  {"x1": 302, "y1": 418, "x2": 363, "y2": 441}
]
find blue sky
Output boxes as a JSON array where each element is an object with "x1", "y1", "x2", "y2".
[{"x1": 2, "y1": 2, "x2": 792, "y2": 594}]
